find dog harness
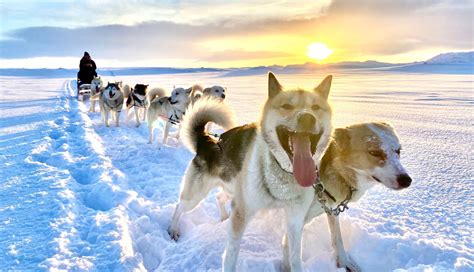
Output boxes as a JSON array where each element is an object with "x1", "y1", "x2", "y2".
[
  {"x1": 103, "y1": 92, "x2": 123, "y2": 111},
  {"x1": 127, "y1": 93, "x2": 146, "y2": 109}
]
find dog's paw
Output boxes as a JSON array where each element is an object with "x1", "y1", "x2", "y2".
[
  {"x1": 136, "y1": 123, "x2": 141, "y2": 128},
  {"x1": 167, "y1": 227, "x2": 180, "y2": 241},
  {"x1": 337, "y1": 255, "x2": 361, "y2": 272}
]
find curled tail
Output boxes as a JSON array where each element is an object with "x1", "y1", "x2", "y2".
[
  {"x1": 181, "y1": 97, "x2": 235, "y2": 153},
  {"x1": 146, "y1": 87, "x2": 166, "y2": 105},
  {"x1": 122, "y1": 84, "x2": 131, "y2": 99}
]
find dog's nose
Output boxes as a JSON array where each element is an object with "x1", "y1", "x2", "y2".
[
  {"x1": 221, "y1": 94, "x2": 226, "y2": 99},
  {"x1": 397, "y1": 174, "x2": 412, "y2": 188},
  {"x1": 297, "y1": 113, "x2": 316, "y2": 130}
]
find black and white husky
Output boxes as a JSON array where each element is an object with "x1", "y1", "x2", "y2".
[
  {"x1": 168, "y1": 72, "x2": 333, "y2": 271},
  {"x1": 124, "y1": 83, "x2": 148, "y2": 127},
  {"x1": 99, "y1": 82, "x2": 124, "y2": 127}
]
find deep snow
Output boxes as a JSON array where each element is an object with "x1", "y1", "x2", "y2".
[{"x1": 0, "y1": 71, "x2": 472, "y2": 271}]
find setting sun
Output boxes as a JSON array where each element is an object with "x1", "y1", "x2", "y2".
[{"x1": 307, "y1": 42, "x2": 333, "y2": 61}]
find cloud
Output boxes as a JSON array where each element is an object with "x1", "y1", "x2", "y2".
[
  {"x1": 0, "y1": 0, "x2": 472, "y2": 67},
  {"x1": 203, "y1": 50, "x2": 294, "y2": 62}
]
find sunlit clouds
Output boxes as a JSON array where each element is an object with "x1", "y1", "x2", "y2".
[{"x1": 0, "y1": 0, "x2": 472, "y2": 68}]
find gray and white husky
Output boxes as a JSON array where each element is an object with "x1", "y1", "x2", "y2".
[
  {"x1": 99, "y1": 82, "x2": 124, "y2": 127},
  {"x1": 289, "y1": 122, "x2": 412, "y2": 271},
  {"x1": 89, "y1": 76, "x2": 104, "y2": 112},
  {"x1": 168, "y1": 72, "x2": 333, "y2": 271}
]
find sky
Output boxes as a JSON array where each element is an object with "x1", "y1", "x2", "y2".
[{"x1": 0, "y1": 0, "x2": 472, "y2": 68}]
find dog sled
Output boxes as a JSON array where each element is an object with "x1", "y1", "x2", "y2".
[{"x1": 76, "y1": 80, "x2": 91, "y2": 101}]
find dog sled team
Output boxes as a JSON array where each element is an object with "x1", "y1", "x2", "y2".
[
  {"x1": 85, "y1": 75, "x2": 226, "y2": 146},
  {"x1": 80, "y1": 72, "x2": 411, "y2": 271}
]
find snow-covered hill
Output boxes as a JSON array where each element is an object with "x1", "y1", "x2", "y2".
[
  {"x1": 426, "y1": 51, "x2": 474, "y2": 64},
  {"x1": 0, "y1": 71, "x2": 473, "y2": 271}
]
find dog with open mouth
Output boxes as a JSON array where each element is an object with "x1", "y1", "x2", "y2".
[
  {"x1": 280, "y1": 122, "x2": 411, "y2": 272},
  {"x1": 89, "y1": 76, "x2": 104, "y2": 112},
  {"x1": 99, "y1": 82, "x2": 124, "y2": 127},
  {"x1": 168, "y1": 72, "x2": 333, "y2": 271}
]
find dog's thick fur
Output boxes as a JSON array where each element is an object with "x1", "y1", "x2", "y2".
[
  {"x1": 168, "y1": 72, "x2": 333, "y2": 271},
  {"x1": 89, "y1": 76, "x2": 104, "y2": 112},
  {"x1": 146, "y1": 85, "x2": 198, "y2": 146},
  {"x1": 281, "y1": 122, "x2": 412, "y2": 271},
  {"x1": 99, "y1": 82, "x2": 124, "y2": 127},
  {"x1": 124, "y1": 83, "x2": 148, "y2": 127}
]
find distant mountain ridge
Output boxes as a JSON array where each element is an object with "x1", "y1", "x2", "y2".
[{"x1": 0, "y1": 51, "x2": 472, "y2": 77}]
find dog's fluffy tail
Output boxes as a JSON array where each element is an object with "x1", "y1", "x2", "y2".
[
  {"x1": 147, "y1": 87, "x2": 166, "y2": 104},
  {"x1": 122, "y1": 84, "x2": 131, "y2": 99},
  {"x1": 181, "y1": 97, "x2": 235, "y2": 153}
]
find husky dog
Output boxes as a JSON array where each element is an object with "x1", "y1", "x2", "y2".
[
  {"x1": 168, "y1": 72, "x2": 333, "y2": 271},
  {"x1": 89, "y1": 76, "x2": 104, "y2": 112},
  {"x1": 146, "y1": 85, "x2": 197, "y2": 145},
  {"x1": 282, "y1": 122, "x2": 412, "y2": 271},
  {"x1": 191, "y1": 85, "x2": 226, "y2": 104},
  {"x1": 124, "y1": 84, "x2": 148, "y2": 127},
  {"x1": 99, "y1": 82, "x2": 124, "y2": 127},
  {"x1": 190, "y1": 85, "x2": 227, "y2": 132}
]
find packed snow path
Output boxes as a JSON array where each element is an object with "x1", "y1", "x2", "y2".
[{"x1": 0, "y1": 73, "x2": 472, "y2": 271}]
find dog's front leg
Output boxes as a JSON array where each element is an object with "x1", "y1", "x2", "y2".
[
  {"x1": 148, "y1": 122, "x2": 154, "y2": 144},
  {"x1": 285, "y1": 211, "x2": 306, "y2": 272},
  {"x1": 104, "y1": 110, "x2": 110, "y2": 127},
  {"x1": 142, "y1": 107, "x2": 147, "y2": 122},
  {"x1": 134, "y1": 108, "x2": 141, "y2": 127},
  {"x1": 216, "y1": 191, "x2": 230, "y2": 221},
  {"x1": 162, "y1": 121, "x2": 171, "y2": 146},
  {"x1": 327, "y1": 214, "x2": 361, "y2": 272},
  {"x1": 115, "y1": 111, "x2": 120, "y2": 127},
  {"x1": 223, "y1": 203, "x2": 251, "y2": 272},
  {"x1": 281, "y1": 232, "x2": 290, "y2": 272}
]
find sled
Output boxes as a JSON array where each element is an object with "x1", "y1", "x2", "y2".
[{"x1": 77, "y1": 81, "x2": 91, "y2": 101}]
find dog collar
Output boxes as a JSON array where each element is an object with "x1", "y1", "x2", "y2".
[{"x1": 313, "y1": 181, "x2": 356, "y2": 216}]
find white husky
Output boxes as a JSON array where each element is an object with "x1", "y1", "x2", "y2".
[
  {"x1": 146, "y1": 85, "x2": 199, "y2": 146},
  {"x1": 168, "y1": 72, "x2": 333, "y2": 271},
  {"x1": 89, "y1": 76, "x2": 104, "y2": 112}
]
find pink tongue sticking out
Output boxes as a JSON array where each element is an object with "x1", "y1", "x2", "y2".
[{"x1": 291, "y1": 133, "x2": 317, "y2": 187}]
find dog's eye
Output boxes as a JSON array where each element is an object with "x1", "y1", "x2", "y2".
[
  {"x1": 215, "y1": 90, "x2": 219, "y2": 93},
  {"x1": 311, "y1": 105, "x2": 320, "y2": 111},
  {"x1": 281, "y1": 104, "x2": 294, "y2": 110},
  {"x1": 368, "y1": 150, "x2": 384, "y2": 158}
]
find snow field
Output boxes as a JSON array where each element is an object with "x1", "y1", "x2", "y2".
[{"x1": 0, "y1": 71, "x2": 472, "y2": 271}]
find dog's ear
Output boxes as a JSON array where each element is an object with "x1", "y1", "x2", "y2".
[
  {"x1": 268, "y1": 72, "x2": 282, "y2": 98},
  {"x1": 314, "y1": 75, "x2": 332, "y2": 100},
  {"x1": 203, "y1": 88, "x2": 211, "y2": 94},
  {"x1": 185, "y1": 87, "x2": 192, "y2": 94},
  {"x1": 334, "y1": 128, "x2": 351, "y2": 152}
]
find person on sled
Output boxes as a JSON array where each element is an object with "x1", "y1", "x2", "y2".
[{"x1": 77, "y1": 51, "x2": 97, "y2": 88}]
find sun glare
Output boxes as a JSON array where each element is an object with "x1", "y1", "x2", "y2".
[{"x1": 307, "y1": 42, "x2": 333, "y2": 61}]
